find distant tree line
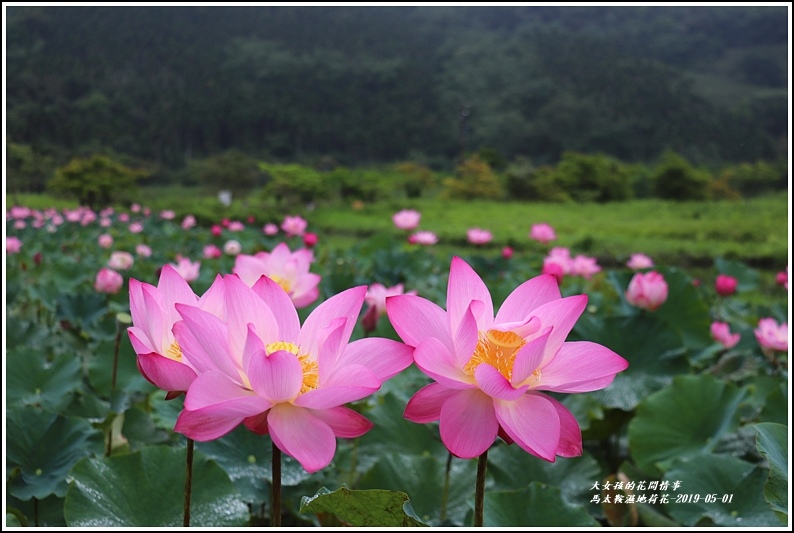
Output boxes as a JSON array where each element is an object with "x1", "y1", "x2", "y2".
[{"x1": 6, "y1": 6, "x2": 788, "y2": 189}]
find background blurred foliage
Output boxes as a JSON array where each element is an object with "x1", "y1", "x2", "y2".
[{"x1": 5, "y1": 5, "x2": 788, "y2": 187}]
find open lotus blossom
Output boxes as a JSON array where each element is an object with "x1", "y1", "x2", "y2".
[
  {"x1": 6, "y1": 236, "x2": 23, "y2": 254},
  {"x1": 224, "y1": 240, "x2": 242, "y2": 256},
  {"x1": 136, "y1": 244, "x2": 152, "y2": 258},
  {"x1": 181, "y1": 215, "x2": 197, "y2": 230},
  {"x1": 571, "y1": 255, "x2": 601, "y2": 279},
  {"x1": 754, "y1": 318, "x2": 788, "y2": 352},
  {"x1": 203, "y1": 244, "x2": 222, "y2": 259},
  {"x1": 386, "y1": 257, "x2": 628, "y2": 461},
  {"x1": 172, "y1": 276, "x2": 413, "y2": 472},
  {"x1": 529, "y1": 223, "x2": 557, "y2": 245},
  {"x1": 170, "y1": 256, "x2": 201, "y2": 283},
  {"x1": 626, "y1": 253, "x2": 654, "y2": 270},
  {"x1": 263, "y1": 223, "x2": 279, "y2": 236},
  {"x1": 715, "y1": 274, "x2": 738, "y2": 296},
  {"x1": 118, "y1": 213, "x2": 130, "y2": 223},
  {"x1": 95, "y1": 267, "x2": 124, "y2": 294},
  {"x1": 542, "y1": 247, "x2": 573, "y2": 283},
  {"x1": 228, "y1": 221, "x2": 245, "y2": 232},
  {"x1": 108, "y1": 251, "x2": 135, "y2": 270},
  {"x1": 160, "y1": 210, "x2": 176, "y2": 220},
  {"x1": 98, "y1": 233, "x2": 114, "y2": 248},
  {"x1": 392, "y1": 209, "x2": 421, "y2": 231},
  {"x1": 408, "y1": 230, "x2": 438, "y2": 246},
  {"x1": 233, "y1": 242, "x2": 321, "y2": 308},
  {"x1": 281, "y1": 215, "x2": 308, "y2": 237},
  {"x1": 362, "y1": 283, "x2": 417, "y2": 334},
  {"x1": 625, "y1": 271, "x2": 668, "y2": 311},
  {"x1": 128, "y1": 265, "x2": 222, "y2": 397},
  {"x1": 467, "y1": 228, "x2": 493, "y2": 245},
  {"x1": 710, "y1": 322, "x2": 740, "y2": 349}
]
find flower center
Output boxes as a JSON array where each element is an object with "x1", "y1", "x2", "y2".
[
  {"x1": 166, "y1": 340, "x2": 183, "y2": 362},
  {"x1": 268, "y1": 274, "x2": 292, "y2": 294},
  {"x1": 266, "y1": 341, "x2": 318, "y2": 394},
  {"x1": 464, "y1": 329, "x2": 526, "y2": 380}
]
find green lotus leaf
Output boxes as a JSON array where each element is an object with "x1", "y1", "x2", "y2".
[
  {"x1": 483, "y1": 482, "x2": 599, "y2": 527},
  {"x1": 300, "y1": 486, "x2": 427, "y2": 527},
  {"x1": 755, "y1": 423, "x2": 788, "y2": 515}
]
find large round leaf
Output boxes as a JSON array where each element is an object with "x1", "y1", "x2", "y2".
[
  {"x1": 64, "y1": 446, "x2": 249, "y2": 527},
  {"x1": 755, "y1": 423, "x2": 788, "y2": 516},
  {"x1": 196, "y1": 425, "x2": 313, "y2": 505},
  {"x1": 7, "y1": 407, "x2": 103, "y2": 500},
  {"x1": 483, "y1": 483, "x2": 599, "y2": 527},
  {"x1": 663, "y1": 453, "x2": 778, "y2": 526},
  {"x1": 574, "y1": 314, "x2": 689, "y2": 410},
  {"x1": 299, "y1": 486, "x2": 427, "y2": 527},
  {"x1": 628, "y1": 375, "x2": 745, "y2": 476},
  {"x1": 6, "y1": 348, "x2": 83, "y2": 412}
]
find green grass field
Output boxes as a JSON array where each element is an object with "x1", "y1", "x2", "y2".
[{"x1": 8, "y1": 190, "x2": 790, "y2": 269}]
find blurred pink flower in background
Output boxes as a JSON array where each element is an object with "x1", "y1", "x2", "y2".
[
  {"x1": 542, "y1": 247, "x2": 573, "y2": 283},
  {"x1": 98, "y1": 233, "x2": 114, "y2": 248},
  {"x1": 221, "y1": 218, "x2": 231, "y2": 228},
  {"x1": 108, "y1": 251, "x2": 135, "y2": 270},
  {"x1": 119, "y1": 213, "x2": 130, "y2": 222},
  {"x1": 131, "y1": 203, "x2": 141, "y2": 213},
  {"x1": 233, "y1": 242, "x2": 321, "y2": 308},
  {"x1": 501, "y1": 246, "x2": 514, "y2": 260},
  {"x1": 182, "y1": 215, "x2": 197, "y2": 230},
  {"x1": 143, "y1": 207, "x2": 151, "y2": 216},
  {"x1": 571, "y1": 255, "x2": 601, "y2": 279},
  {"x1": 14, "y1": 220, "x2": 26, "y2": 230},
  {"x1": 263, "y1": 223, "x2": 279, "y2": 236},
  {"x1": 211, "y1": 224, "x2": 223, "y2": 237},
  {"x1": 129, "y1": 222, "x2": 144, "y2": 234},
  {"x1": 626, "y1": 253, "x2": 654, "y2": 270},
  {"x1": 281, "y1": 215, "x2": 308, "y2": 236},
  {"x1": 775, "y1": 267, "x2": 788, "y2": 290},
  {"x1": 362, "y1": 282, "x2": 416, "y2": 333},
  {"x1": 172, "y1": 279, "x2": 413, "y2": 472},
  {"x1": 386, "y1": 257, "x2": 628, "y2": 461},
  {"x1": 224, "y1": 240, "x2": 242, "y2": 256},
  {"x1": 135, "y1": 244, "x2": 152, "y2": 257},
  {"x1": 467, "y1": 228, "x2": 493, "y2": 245},
  {"x1": 170, "y1": 256, "x2": 201, "y2": 282},
  {"x1": 228, "y1": 220, "x2": 245, "y2": 232},
  {"x1": 100, "y1": 218, "x2": 112, "y2": 228},
  {"x1": 6, "y1": 236, "x2": 23, "y2": 254},
  {"x1": 754, "y1": 318, "x2": 788, "y2": 352},
  {"x1": 408, "y1": 230, "x2": 438, "y2": 246},
  {"x1": 625, "y1": 271, "x2": 668, "y2": 311},
  {"x1": 710, "y1": 322, "x2": 740, "y2": 349},
  {"x1": 203, "y1": 244, "x2": 222, "y2": 259},
  {"x1": 529, "y1": 223, "x2": 557, "y2": 245},
  {"x1": 94, "y1": 267, "x2": 124, "y2": 294},
  {"x1": 303, "y1": 232, "x2": 319, "y2": 248},
  {"x1": 100, "y1": 207, "x2": 114, "y2": 218},
  {"x1": 715, "y1": 274, "x2": 738, "y2": 296},
  {"x1": 160, "y1": 210, "x2": 176, "y2": 220},
  {"x1": 392, "y1": 209, "x2": 421, "y2": 231}
]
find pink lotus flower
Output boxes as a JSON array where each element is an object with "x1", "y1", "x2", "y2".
[
  {"x1": 129, "y1": 222, "x2": 144, "y2": 234},
  {"x1": 224, "y1": 240, "x2": 242, "y2": 256},
  {"x1": 170, "y1": 257, "x2": 201, "y2": 283},
  {"x1": 715, "y1": 274, "x2": 738, "y2": 296},
  {"x1": 14, "y1": 220, "x2": 26, "y2": 230},
  {"x1": 160, "y1": 210, "x2": 176, "y2": 220},
  {"x1": 108, "y1": 251, "x2": 135, "y2": 270},
  {"x1": 100, "y1": 218, "x2": 112, "y2": 228},
  {"x1": 408, "y1": 230, "x2": 438, "y2": 246},
  {"x1": 775, "y1": 267, "x2": 787, "y2": 290},
  {"x1": 94, "y1": 267, "x2": 124, "y2": 294},
  {"x1": 754, "y1": 318, "x2": 788, "y2": 352},
  {"x1": 131, "y1": 203, "x2": 141, "y2": 213},
  {"x1": 136, "y1": 244, "x2": 152, "y2": 258},
  {"x1": 529, "y1": 223, "x2": 557, "y2": 245},
  {"x1": 627, "y1": 253, "x2": 654, "y2": 270},
  {"x1": 392, "y1": 209, "x2": 421, "y2": 231},
  {"x1": 211, "y1": 224, "x2": 223, "y2": 237},
  {"x1": 203, "y1": 244, "x2": 222, "y2": 259},
  {"x1": 386, "y1": 257, "x2": 628, "y2": 461},
  {"x1": 501, "y1": 247, "x2": 514, "y2": 260},
  {"x1": 228, "y1": 221, "x2": 245, "y2": 232},
  {"x1": 6, "y1": 236, "x2": 22, "y2": 254},
  {"x1": 303, "y1": 232, "x2": 318, "y2": 248},
  {"x1": 233, "y1": 242, "x2": 321, "y2": 308},
  {"x1": 571, "y1": 255, "x2": 601, "y2": 279},
  {"x1": 128, "y1": 265, "x2": 218, "y2": 396},
  {"x1": 98, "y1": 234, "x2": 114, "y2": 248},
  {"x1": 543, "y1": 247, "x2": 573, "y2": 283},
  {"x1": 710, "y1": 322, "x2": 740, "y2": 349},
  {"x1": 119, "y1": 213, "x2": 130, "y2": 223},
  {"x1": 467, "y1": 228, "x2": 493, "y2": 245},
  {"x1": 181, "y1": 215, "x2": 197, "y2": 230},
  {"x1": 625, "y1": 271, "x2": 668, "y2": 311},
  {"x1": 362, "y1": 283, "x2": 417, "y2": 334},
  {"x1": 172, "y1": 276, "x2": 413, "y2": 472},
  {"x1": 263, "y1": 223, "x2": 279, "y2": 236},
  {"x1": 281, "y1": 215, "x2": 308, "y2": 237}
]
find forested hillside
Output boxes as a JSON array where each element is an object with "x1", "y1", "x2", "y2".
[{"x1": 6, "y1": 6, "x2": 789, "y2": 184}]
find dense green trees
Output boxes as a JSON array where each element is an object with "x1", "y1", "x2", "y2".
[{"x1": 6, "y1": 6, "x2": 788, "y2": 184}]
